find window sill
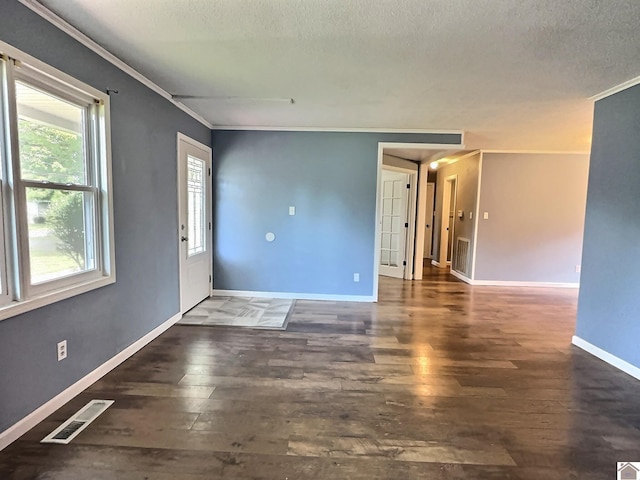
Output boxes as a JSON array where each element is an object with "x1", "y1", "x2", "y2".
[{"x1": 0, "y1": 274, "x2": 115, "y2": 322}]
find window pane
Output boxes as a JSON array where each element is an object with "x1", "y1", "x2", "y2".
[
  {"x1": 26, "y1": 188, "x2": 95, "y2": 284},
  {"x1": 382, "y1": 233, "x2": 391, "y2": 249},
  {"x1": 187, "y1": 156, "x2": 206, "y2": 256},
  {"x1": 382, "y1": 198, "x2": 391, "y2": 215},
  {"x1": 389, "y1": 251, "x2": 398, "y2": 267},
  {"x1": 16, "y1": 82, "x2": 87, "y2": 184},
  {"x1": 382, "y1": 216, "x2": 391, "y2": 232}
]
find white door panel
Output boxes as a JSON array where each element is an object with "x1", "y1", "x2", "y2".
[
  {"x1": 178, "y1": 135, "x2": 212, "y2": 313},
  {"x1": 379, "y1": 171, "x2": 409, "y2": 279}
]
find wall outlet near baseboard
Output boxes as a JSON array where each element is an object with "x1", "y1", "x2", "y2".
[
  {"x1": 353, "y1": 273, "x2": 360, "y2": 282},
  {"x1": 575, "y1": 265, "x2": 581, "y2": 273},
  {"x1": 57, "y1": 340, "x2": 67, "y2": 361}
]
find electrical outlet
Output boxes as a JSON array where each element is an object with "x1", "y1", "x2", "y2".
[
  {"x1": 353, "y1": 273, "x2": 360, "y2": 282},
  {"x1": 575, "y1": 265, "x2": 581, "y2": 273},
  {"x1": 289, "y1": 206, "x2": 296, "y2": 216},
  {"x1": 57, "y1": 340, "x2": 67, "y2": 361}
]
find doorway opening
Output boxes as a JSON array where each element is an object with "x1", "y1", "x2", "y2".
[
  {"x1": 423, "y1": 181, "x2": 436, "y2": 262},
  {"x1": 373, "y1": 142, "x2": 466, "y2": 300},
  {"x1": 438, "y1": 175, "x2": 458, "y2": 267}
]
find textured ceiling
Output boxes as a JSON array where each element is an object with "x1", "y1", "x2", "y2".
[{"x1": 36, "y1": 0, "x2": 640, "y2": 150}]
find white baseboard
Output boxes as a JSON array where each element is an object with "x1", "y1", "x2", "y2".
[
  {"x1": 212, "y1": 289, "x2": 374, "y2": 303},
  {"x1": 449, "y1": 270, "x2": 472, "y2": 284},
  {"x1": 0, "y1": 312, "x2": 182, "y2": 451},
  {"x1": 468, "y1": 279, "x2": 579, "y2": 288},
  {"x1": 572, "y1": 336, "x2": 640, "y2": 381},
  {"x1": 431, "y1": 260, "x2": 443, "y2": 268}
]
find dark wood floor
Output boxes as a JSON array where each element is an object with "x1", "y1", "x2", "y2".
[{"x1": 2, "y1": 266, "x2": 640, "y2": 479}]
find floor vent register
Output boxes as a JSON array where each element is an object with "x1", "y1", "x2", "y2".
[{"x1": 41, "y1": 399, "x2": 114, "y2": 444}]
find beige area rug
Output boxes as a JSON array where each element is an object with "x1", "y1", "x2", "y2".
[{"x1": 178, "y1": 296, "x2": 294, "y2": 330}]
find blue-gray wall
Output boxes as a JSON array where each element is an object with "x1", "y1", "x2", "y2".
[
  {"x1": 576, "y1": 83, "x2": 640, "y2": 369},
  {"x1": 211, "y1": 130, "x2": 461, "y2": 297},
  {"x1": 0, "y1": 0, "x2": 211, "y2": 432}
]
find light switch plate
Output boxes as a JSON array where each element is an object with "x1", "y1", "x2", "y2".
[{"x1": 289, "y1": 206, "x2": 295, "y2": 216}]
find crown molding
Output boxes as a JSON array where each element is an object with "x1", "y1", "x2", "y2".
[
  {"x1": 481, "y1": 149, "x2": 590, "y2": 155},
  {"x1": 17, "y1": 0, "x2": 213, "y2": 128},
  {"x1": 590, "y1": 75, "x2": 640, "y2": 102},
  {"x1": 210, "y1": 126, "x2": 464, "y2": 135}
]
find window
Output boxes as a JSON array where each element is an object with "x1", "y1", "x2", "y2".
[
  {"x1": 0, "y1": 42, "x2": 114, "y2": 319},
  {"x1": 186, "y1": 155, "x2": 205, "y2": 257}
]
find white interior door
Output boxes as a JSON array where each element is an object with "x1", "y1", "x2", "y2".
[
  {"x1": 177, "y1": 134, "x2": 212, "y2": 313},
  {"x1": 423, "y1": 182, "x2": 435, "y2": 259},
  {"x1": 379, "y1": 170, "x2": 409, "y2": 278}
]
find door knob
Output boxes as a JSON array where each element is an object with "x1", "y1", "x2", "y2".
[{"x1": 181, "y1": 236, "x2": 188, "y2": 242}]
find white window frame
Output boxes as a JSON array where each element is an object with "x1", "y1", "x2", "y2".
[{"x1": 0, "y1": 40, "x2": 115, "y2": 320}]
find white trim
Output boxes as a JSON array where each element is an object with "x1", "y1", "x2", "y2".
[
  {"x1": 449, "y1": 269, "x2": 472, "y2": 284},
  {"x1": 589, "y1": 75, "x2": 640, "y2": 102},
  {"x1": 211, "y1": 126, "x2": 464, "y2": 135},
  {"x1": 404, "y1": 172, "x2": 418, "y2": 280},
  {"x1": 465, "y1": 279, "x2": 579, "y2": 288},
  {"x1": 0, "y1": 312, "x2": 182, "y2": 451},
  {"x1": 0, "y1": 277, "x2": 115, "y2": 321},
  {"x1": 471, "y1": 152, "x2": 483, "y2": 280},
  {"x1": 212, "y1": 289, "x2": 375, "y2": 303},
  {"x1": 572, "y1": 336, "x2": 640, "y2": 381},
  {"x1": 16, "y1": 0, "x2": 213, "y2": 129},
  {"x1": 372, "y1": 146, "x2": 383, "y2": 301},
  {"x1": 177, "y1": 132, "x2": 211, "y2": 153},
  {"x1": 481, "y1": 149, "x2": 590, "y2": 155},
  {"x1": 379, "y1": 142, "x2": 465, "y2": 150},
  {"x1": 414, "y1": 163, "x2": 429, "y2": 280},
  {"x1": 431, "y1": 259, "x2": 443, "y2": 268},
  {"x1": 448, "y1": 150, "x2": 481, "y2": 163}
]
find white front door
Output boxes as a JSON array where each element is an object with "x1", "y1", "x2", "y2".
[
  {"x1": 177, "y1": 134, "x2": 212, "y2": 313},
  {"x1": 379, "y1": 170, "x2": 409, "y2": 279}
]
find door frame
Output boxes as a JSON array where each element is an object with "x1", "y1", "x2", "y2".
[
  {"x1": 413, "y1": 164, "x2": 435, "y2": 280},
  {"x1": 423, "y1": 182, "x2": 436, "y2": 259},
  {"x1": 373, "y1": 141, "x2": 464, "y2": 301},
  {"x1": 438, "y1": 174, "x2": 458, "y2": 267},
  {"x1": 176, "y1": 132, "x2": 213, "y2": 314}
]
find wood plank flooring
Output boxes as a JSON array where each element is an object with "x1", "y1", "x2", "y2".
[{"x1": 2, "y1": 266, "x2": 640, "y2": 479}]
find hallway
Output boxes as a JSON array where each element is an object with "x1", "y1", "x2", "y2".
[{"x1": 1, "y1": 269, "x2": 639, "y2": 479}]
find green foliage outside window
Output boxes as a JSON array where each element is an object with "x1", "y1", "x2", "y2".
[{"x1": 19, "y1": 118, "x2": 86, "y2": 267}]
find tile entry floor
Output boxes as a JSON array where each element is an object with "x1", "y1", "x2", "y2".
[{"x1": 178, "y1": 296, "x2": 294, "y2": 330}]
